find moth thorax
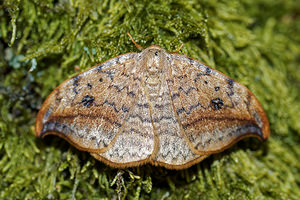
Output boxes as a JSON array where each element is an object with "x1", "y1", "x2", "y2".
[{"x1": 143, "y1": 50, "x2": 165, "y2": 100}]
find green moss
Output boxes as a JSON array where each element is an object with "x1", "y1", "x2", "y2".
[{"x1": 1, "y1": 0, "x2": 300, "y2": 199}]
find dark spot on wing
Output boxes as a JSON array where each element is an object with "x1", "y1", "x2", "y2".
[
  {"x1": 87, "y1": 83, "x2": 92, "y2": 89},
  {"x1": 81, "y1": 95, "x2": 95, "y2": 107},
  {"x1": 204, "y1": 80, "x2": 208, "y2": 84},
  {"x1": 73, "y1": 76, "x2": 80, "y2": 94},
  {"x1": 211, "y1": 98, "x2": 224, "y2": 110},
  {"x1": 215, "y1": 86, "x2": 220, "y2": 91},
  {"x1": 90, "y1": 136, "x2": 96, "y2": 140},
  {"x1": 128, "y1": 91, "x2": 136, "y2": 98},
  {"x1": 227, "y1": 78, "x2": 234, "y2": 96},
  {"x1": 122, "y1": 106, "x2": 129, "y2": 113},
  {"x1": 115, "y1": 57, "x2": 120, "y2": 64},
  {"x1": 227, "y1": 78, "x2": 233, "y2": 85},
  {"x1": 137, "y1": 103, "x2": 149, "y2": 108},
  {"x1": 206, "y1": 67, "x2": 211, "y2": 74},
  {"x1": 97, "y1": 64, "x2": 104, "y2": 72},
  {"x1": 99, "y1": 78, "x2": 103, "y2": 82},
  {"x1": 189, "y1": 58, "x2": 194, "y2": 65}
]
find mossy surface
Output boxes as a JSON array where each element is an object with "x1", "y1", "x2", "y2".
[{"x1": 1, "y1": 0, "x2": 300, "y2": 199}]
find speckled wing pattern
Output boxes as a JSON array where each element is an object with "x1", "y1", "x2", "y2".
[{"x1": 35, "y1": 45, "x2": 269, "y2": 170}]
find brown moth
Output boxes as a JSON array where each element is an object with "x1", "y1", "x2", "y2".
[{"x1": 35, "y1": 33, "x2": 270, "y2": 170}]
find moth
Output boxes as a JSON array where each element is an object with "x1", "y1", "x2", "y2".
[{"x1": 35, "y1": 33, "x2": 270, "y2": 169}]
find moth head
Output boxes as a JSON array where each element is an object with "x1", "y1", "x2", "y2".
[{"x1": 140, "y1": 45, "x2": 168, "y2": 73}]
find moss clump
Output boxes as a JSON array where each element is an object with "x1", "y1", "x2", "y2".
[{"x1": 1, "y1": 0, "x2": 300, "y2": 199}]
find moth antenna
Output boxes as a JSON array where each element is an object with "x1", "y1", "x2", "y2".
[
  {"x1": 127, "y1": 32, "x2": 144, "y2": 50},
  {"x1": 172, "y1": 43, "x2": 184, "y2": 53}
]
